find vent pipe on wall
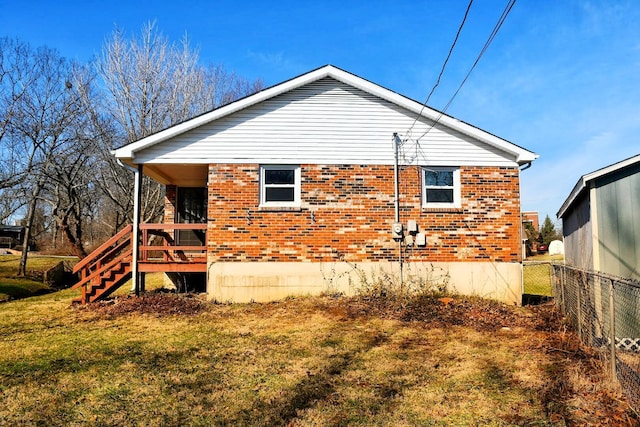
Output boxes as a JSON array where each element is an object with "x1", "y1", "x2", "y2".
[
  {"x1": 393, "y1": 133, "x2": 403, "y2": 288},
  {"x1": 393, "y1": 133, "x2": 401, "y2": 223}
]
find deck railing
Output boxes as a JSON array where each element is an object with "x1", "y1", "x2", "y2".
[
  {"x1": 139, "y1": 223, "x2": 207, "y2": 263},
  {"x1": 72, "y1": 223, "x2": 208, "y2": 303},
  {"x1": 71, "y1": 224, "x2": 134, "y2": 303}
]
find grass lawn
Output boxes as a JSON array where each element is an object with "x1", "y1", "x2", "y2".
[
  {"x1": 0, "y1": 255, "x2": 76, "y2": 302},
  {"x1": 0, "y1": 289, "x2": 636, "y2": 426},
  {"x1": 523, "y1": 263, "x2": 554, "y2": 297},
  {"x1": 523, "y1": 254, "x2": 564, "y2": 297}
]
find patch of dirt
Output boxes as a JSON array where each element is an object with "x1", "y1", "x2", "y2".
[{"x1": 74, "y1": 291, "x2": 207, "y2": 318}]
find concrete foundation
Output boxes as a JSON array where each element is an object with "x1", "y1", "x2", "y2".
[{"x1": 206, "y1": 261, "x2": 522, "y2": 305}]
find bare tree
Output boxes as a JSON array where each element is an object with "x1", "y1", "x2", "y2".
[
  {"x1": 0, "y1": 41, "x2": 92, "y2": 272},
  {"x1": 0, "y1": 38, "x2": 38, "y2": 191},
  {"x1": 0, "y1": 27, "x2": 265, "y2": 268},
  {"x1": 41, "y1": 68, "x2": 102, "y2": 258},
  {"x1": 93, "y1": 22, "x2": 263, "y2": 231}
]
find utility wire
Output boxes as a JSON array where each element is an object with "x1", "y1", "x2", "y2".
[
  {"x1": 406, "y1": 0, "x2": 474, "y2": 138},
  {"x1": 417, "y1": 0, "x2": 517, "y2": 141}
]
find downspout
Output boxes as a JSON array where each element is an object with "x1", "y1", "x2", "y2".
[
  {"x1": 519, "y1": 161, "x2": 532, "y2": 172},
  {"x1": 393, "y1": 133, "x2": 401, "y2": 223},
  {"x1": 518, "y1": 160, "x2": 533, "y2": 299},
  {"x1": 518, "y1": 161, "x2": 531, "y2": 259}
]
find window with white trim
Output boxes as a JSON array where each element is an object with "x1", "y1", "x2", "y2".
[
  {"x1": 260, "y1": 165, "x2": 301, "y2": 207},
  {"x1": 422, "y1": 167, "x2": 461, "y2": 208}
]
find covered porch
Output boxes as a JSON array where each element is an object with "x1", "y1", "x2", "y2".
[
  {"x1": 71, "y1": 163, "x2": 209, "y2": 304},
  {"x1": 130, "y1": 163, "x2": 209, "y2": 294},
  {"x1": 138, "y1": 223, "x2": 207, "y2": 273}
]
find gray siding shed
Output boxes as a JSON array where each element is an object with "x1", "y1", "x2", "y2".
[
  {"x1": 561, "y1": 193, "x2": 593, "y2": 270},
  {"x1": 558, "y1": 154, "x2": 640, "y2": 280},
  {"x1": 594, "y1": 163, "x2": 640, "y2": 278}
]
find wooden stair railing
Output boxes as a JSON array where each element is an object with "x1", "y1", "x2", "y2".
[{"x1": 71, "y1": 224, "x2": 133, "y2": 304}]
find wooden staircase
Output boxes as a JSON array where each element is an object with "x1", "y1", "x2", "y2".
[{"x1": 71, "y1": 225, "x2": 133, "y2": 304}]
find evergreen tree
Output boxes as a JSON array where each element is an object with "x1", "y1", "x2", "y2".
[{"x1": 540, "y1": 215, "x2": 561, "y2": 245}]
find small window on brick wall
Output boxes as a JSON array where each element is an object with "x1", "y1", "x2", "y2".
[
  {"x1": 260, "y1": 165, "x2": 301, "y2": 207},
  {"x1": 422, "y1": 167, "x2": 461, "y2": 209}
]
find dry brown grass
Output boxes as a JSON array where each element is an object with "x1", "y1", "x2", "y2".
[{"x1": 0, "y1": 291, "x2": 636, "y2": 426}]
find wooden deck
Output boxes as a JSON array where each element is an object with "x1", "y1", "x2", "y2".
[{"x1": 72, "y1": 223, "x2": 207, "y2": 303}]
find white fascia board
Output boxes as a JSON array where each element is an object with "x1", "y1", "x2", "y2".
[
  {"x1": 557, "y1": 176, "x2": 588, "y2": 219},
  {"x1": 557, "y1": 153, "x2": 640, "y2": 218}
]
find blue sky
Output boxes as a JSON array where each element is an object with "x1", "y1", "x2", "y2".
[{"x1": 2, "y1": 0, "x2": 639, "y2": 225}]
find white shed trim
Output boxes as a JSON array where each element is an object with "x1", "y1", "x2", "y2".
[{"x1": 557, "y1": 153, "x2": 640, "y2": 218}]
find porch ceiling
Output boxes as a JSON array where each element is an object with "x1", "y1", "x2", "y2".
[{"x1": 143, "y1": 164, "x2": 209, "y2": 187}]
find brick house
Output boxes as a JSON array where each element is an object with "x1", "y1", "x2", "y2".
[{"x1": 75, "y1": 65, "x2": 537, "y2": 304}]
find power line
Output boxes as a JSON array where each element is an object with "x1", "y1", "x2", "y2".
[
  {"x1": 416, "y1": 0, "x2": 517, "y2": 142},
  {"x1": 406, "y1": 0, "x2": 474, "y2": 138}
]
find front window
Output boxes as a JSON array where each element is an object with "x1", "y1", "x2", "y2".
[
  {"x1": 260, "y1": 165, "x2": 301, "y2": 207},
  {"x1": 422, "y1": 167, "x2": 460, "y2": 208}
]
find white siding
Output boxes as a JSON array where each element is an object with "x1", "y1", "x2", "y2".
[{"x1": 134, "y1": 78, "x2": 517, "y2": 166}]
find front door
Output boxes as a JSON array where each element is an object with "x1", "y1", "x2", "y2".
[{"x1": 176, "y1": 187, "x2": 207, "y2": 246}]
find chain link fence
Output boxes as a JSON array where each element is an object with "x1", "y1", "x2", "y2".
[
  {"x1": 552, "y1": 264, "x2": 640, "y2": 413},
  {"x1": 523, "y1": 261, "x2": 554, "y2": 302}
]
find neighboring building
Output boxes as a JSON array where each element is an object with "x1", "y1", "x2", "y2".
[
  {"x1": 76, "y1": 65, "x2": 538, "y2": 305},
  {"x1": 522, "y1": 211, "x2": 539, "y2": 232},
  {"x1": 521, "y1": 211, "x2": 539, "y2": 257},
  {"x1": 0, "y1": 225, "x2": 25, "y2": 249},
  {"x1": 557, "y1": 154, "x2": 640, "y2": 280}
]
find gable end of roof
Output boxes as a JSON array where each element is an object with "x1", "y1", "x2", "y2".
[{"x1": 114, "y1": 65, "x2": 538, "y2": 165}]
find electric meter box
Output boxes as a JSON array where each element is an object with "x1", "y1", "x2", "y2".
[{"x1": 392, "y1": 222, "x2": 404, "y2": 240}]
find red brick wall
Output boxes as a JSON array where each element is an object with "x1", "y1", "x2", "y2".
[
  {"x1": 413, "y1": 166, "x2": 522, "y2": 263},
  {"x1": 199, "y1": 164, "x2": 522, "y2": 263},
  {"x1": 165, "y1": 185, "x2": 176, "y2": 224}
]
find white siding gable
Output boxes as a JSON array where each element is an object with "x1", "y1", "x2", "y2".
[{"x1": 134, "y1": 78, "x2": 517, "y2": 167}]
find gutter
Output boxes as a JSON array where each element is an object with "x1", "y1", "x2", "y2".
[
  {"x1": 519, "y1": 161, "x2": 532, "y2": 172},
  {"x1": 116, "y1": 158, "x2": 138, "y2": 174}
]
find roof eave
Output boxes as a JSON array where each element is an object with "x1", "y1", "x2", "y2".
[{"x1": 557, "y1": 177, "x2": 587, "y2": 219}]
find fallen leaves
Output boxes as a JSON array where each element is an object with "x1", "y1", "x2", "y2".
[
  {"x1": 74, "y1": 291, "x2": 207, "y2": 318},
  {"x1": 345, "y1": 294, "x2": 563, "y2": 332}
]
